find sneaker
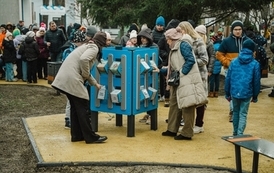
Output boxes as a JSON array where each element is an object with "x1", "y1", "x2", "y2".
[
  {"x1": 178, "y1": 126, "x2": 183, "y2": 132},
  {"x1": 145, "y1": 116, "x2": 151, "y2": 125},
  {"x1": 158, "y1": 96, "x2": 165, "y2": 102},
  {"x1": 139, "y1": 114, "x2": 149, "y2": 123},
  {"x1": 164, "y1": 101, "x2": 169, "y2": 107},
  {"x1": 65, "y1": 118, "x2": 71, "y2": 129},
  {"x1": 12, "y1": 78, "x2": 18, "y2": 82},
  {"x1": 194, "y1": 126, "x2": 204, "y2": 133},
  {"x1": 180, "y1": 119, "x2": 185, "y2": 126}
]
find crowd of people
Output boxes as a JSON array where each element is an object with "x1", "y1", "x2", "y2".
[
  {"x1": 0, "y1": 17, "x2": 269, "y2": 144},
  {"x1": 0, "y1": 21, "x2": 111, "y2": 83},
  {"x1": 118, "y1": 17, "x2": 265, "y2": 140}
]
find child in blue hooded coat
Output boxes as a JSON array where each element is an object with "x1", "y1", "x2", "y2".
[{"x1": 225, "y1": 39, "x2": 260, "y2": 136}]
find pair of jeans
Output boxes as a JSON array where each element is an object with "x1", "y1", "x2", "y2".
[
  {"x1": 5, "y1": 63, "x2": 14, "y2": 81},
  {"x1": 22, "y1": 60, "x2": 27, "y2": 81},
  {"x1": 224, "y1": 69, "x2": 233, "y2": 113},
  {"x1": 232, "y1": 97, "x2": 251, "y2": 136},
  {"x1": 209, "y1": 73, "x2": 220, "y2": 92}
]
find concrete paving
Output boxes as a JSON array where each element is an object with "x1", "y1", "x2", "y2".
[{"x1": 1, "y1": 74, "x2": 274, "y2": 172}]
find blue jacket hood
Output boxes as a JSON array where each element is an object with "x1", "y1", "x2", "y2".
[{"x1": 238, "y1": 48, "x2": 254, "y2": 64}]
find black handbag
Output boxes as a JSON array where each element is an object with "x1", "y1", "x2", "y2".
[{"x1": 168, "y1": 70, "x2": 180, "y2": 86}]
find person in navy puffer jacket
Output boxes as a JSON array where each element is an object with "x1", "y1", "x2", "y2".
[{"x1": 225, "y1": 39, "x2": 260, "y2": 136}]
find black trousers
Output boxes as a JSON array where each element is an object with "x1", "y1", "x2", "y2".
[
  {"x1": 66, "y1": 93, "x2": 99, "y2": 143},
  {"x1": 27, "y1": 59, "x2": 37, "y2": 83},
  {"x1": 37, "y1": 58, "x2": 48, "y2": 78}
]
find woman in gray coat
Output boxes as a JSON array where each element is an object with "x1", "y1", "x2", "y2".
[{"x1": 52, "y1": 31, "x2": 107, "y2": 144}]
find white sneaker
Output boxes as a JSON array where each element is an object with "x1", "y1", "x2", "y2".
[
  {"x1": 146, "y1": 116, "x2": 151, "y2": 125},
  {"x1": 178, "y1": 126, "x2": 183, "y2": 132},
  {"x1": 158, "y1": 96, "x2": 165, "y2": 102},
  {"x1": 194, "y1": 126, "x2": 204, "y2": 134},
  {"x1": 180, "y1": 119, "x2": 185, "y2": 126}
]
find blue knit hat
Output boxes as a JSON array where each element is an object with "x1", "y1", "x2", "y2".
[
  {"x1": 243, "y1": 39, "x2": 255, "y2": 52},
  {"x1": 156, "y1": 16, "x2": 165, "y2": 26}
]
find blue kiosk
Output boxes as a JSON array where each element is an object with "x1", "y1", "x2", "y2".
[{"x1": 90, "y1": 47, "x2": 159, "y2": 137}]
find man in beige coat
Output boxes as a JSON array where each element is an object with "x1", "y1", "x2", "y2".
[{"x1": 52, "y1": 31, "x2": 108, "y2": 144}]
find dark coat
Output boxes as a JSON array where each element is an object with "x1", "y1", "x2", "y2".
[
  {"x1": 157, "y1": 19, "x2": 180, "y2": 67},
  {"x1": 18, "y1": 37, "x2": 40, "y2": 61},
  {"x1": 157, "y1": 36, "x2": 169, "y2": 67},
  {"x1": 44, "y1": 28, "x2": 67, "y2": 53},
  {"x1": 152, "y1": 27, "x2": 164, "y2": 44},
  {"x1": 2, "y1": 39, "x2": 16, "y2": 63}
]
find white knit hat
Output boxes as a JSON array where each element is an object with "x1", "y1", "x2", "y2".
[
  {"x1": 39, "y1": 27, "x2": 46, "y2": 31},
  {"x1": 5, "y1": 31, "x2": 12, "y2": 39},
  {"x1": 141, "y1": 24, "x2": 148, "y2": 30},
  {"x1": 195, "y1": 25, "x2": 206, "y2": 35},
  {"x1": 105, "y1": 32, "x2": 111, "y2": 40},
  {"x1": 130, "y1": 30, "x2": 137, "y2": 39}
]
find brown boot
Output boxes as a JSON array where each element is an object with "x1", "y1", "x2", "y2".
[
  {"x1": 208, "y1": 92, "x2": 214, "y2": 97},
  {"x1": 214, "y1": 92, "x2": 218, "y2": 97}
]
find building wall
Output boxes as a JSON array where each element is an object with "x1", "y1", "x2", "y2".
[
  {"x1": 0, "y1": 0, "x2": 80, "y2": 28},
  {"x1": 0, "y1": 0, "x2": 20, "y2": 25},
  {"x1": 32, "y1": 0, "x2": 80, "y2": 28}
]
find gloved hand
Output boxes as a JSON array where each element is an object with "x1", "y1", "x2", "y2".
[
  {"x1": 251, "y1": 98, "x2": 258, "y2": 103},
  {"x1": 225, "y1": 95, "x2": 231, "y2": 102}
]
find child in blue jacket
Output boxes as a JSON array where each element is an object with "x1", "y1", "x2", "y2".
[{"x1": 225, "y1": 39, "x2": 260, "y2": 136}]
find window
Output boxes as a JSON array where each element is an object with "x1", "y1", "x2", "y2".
[
  {"x1": 43, "y1": 0, "x2": 49, "y2": 6},
  {"x1": 52, "y1": 0, "x2": 65, "y2": 6}
]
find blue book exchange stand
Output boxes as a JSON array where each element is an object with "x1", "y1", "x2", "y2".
[{"x1": 89, "y1": 46, "x2": 159, "y2": 137}]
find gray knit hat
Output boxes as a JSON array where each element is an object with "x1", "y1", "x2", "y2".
[{"x1": 86, "y1": 26, "x2": 98, "y2": 38}]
